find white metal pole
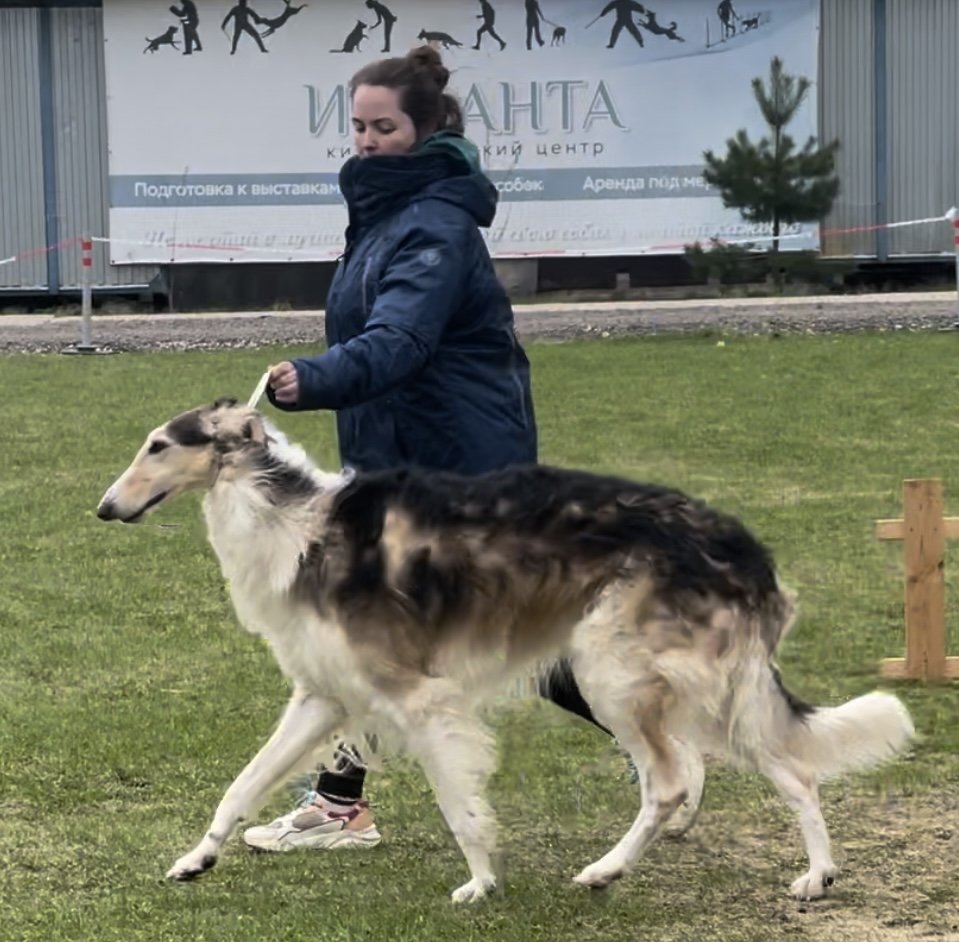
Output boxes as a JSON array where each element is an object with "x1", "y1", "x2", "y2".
[
  {"x1": 947, "y1": 208, "x2": 959, "y2": 317},
  {"x1": 79, "y1": 235, "x2": 94, "y2": 351}
]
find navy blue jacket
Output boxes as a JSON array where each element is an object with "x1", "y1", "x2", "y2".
[{"x1": 270, "y1": 135, "x2": 538, "y2": 475}]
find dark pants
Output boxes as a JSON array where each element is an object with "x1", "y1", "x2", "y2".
[{"x1": 317, "y1": 660, "x2": 607, "y2": 802}]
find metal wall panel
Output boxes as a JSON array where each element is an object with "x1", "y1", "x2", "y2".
[
  {"x1": 0, "y1": 8, "x2": 47, "y2": 289},
  {"x1": 886, "y1": 0, "x2": 959, "y2": 256},
  {"x1": 819, "y1": 0, "x2": 877, "y2": 257},
  {"x1": 51, "y1": 6, "x2": 156, "y2": 288},
  {"x1": 5, "y1": 0, "x2": 958, "y2": 291}
]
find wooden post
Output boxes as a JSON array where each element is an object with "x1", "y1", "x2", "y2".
[{"x1": 875, "y1": 478, "x2": 959, "y2": 680}]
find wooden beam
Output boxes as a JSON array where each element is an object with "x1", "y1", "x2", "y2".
[
  {"x1": 881, "y1": 657, "x2": 959, "y2": 681},
  {"x1": 876, "y1": 479, "x2": 958, "y2": 681},
  {"x1": 901, "y1": 479, "x2": 947, "y2": 679},
  {"x1": 875, "y1": 516, "x2": 959, "y2": 541}
]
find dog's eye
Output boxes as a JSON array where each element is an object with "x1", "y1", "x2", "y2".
[{"x1": 148, "y1": 440, "x2": 169, "y2": 455}]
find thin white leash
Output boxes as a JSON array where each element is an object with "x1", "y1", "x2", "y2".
[
  {"x1": 244, "y1": 364, "x2": 345, "y2": 489},
  {"x1": 247, "y1": 368, "x2": 272, "y2": 408}
]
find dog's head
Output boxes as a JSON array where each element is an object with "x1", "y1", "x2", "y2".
[{"x1": 96, "y1": 398, "x2": 267, "y2": 523}]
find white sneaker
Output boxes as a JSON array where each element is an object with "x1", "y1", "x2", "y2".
[{"x1": 242, "y1": 792, "x2": 382, "y2": 852}]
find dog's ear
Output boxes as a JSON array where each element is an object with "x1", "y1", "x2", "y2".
[
  {"x1": 213, "y1": 397, "x2": 239, "y2": 410},
  {"x1": 241, "y1": 414, "x2": 268, "y2": 445}
]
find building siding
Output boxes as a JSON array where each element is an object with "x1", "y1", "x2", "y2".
[
  {"x1": 885, "y1": 0, "x2": 959, "y2": 256},
  {"x1": 819, "y1": 0, "x2": 878, "y2": 257},
  {"x1": 1, "y1": 0, "x2": 957, "y2": 292},
  {"x1": 0, "y1": 8, "x2": 47, "y2": 289}
]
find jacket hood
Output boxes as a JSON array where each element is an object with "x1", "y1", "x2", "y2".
[
  {"x1": 416, "y1": 129, "x2": 482, "y2": 171},
  {"x1": 339, "y1": 132, "x2": 498, "y2": 231}
]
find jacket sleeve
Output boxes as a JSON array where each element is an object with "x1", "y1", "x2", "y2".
[{"x1": 271, "y1": 208, "x2": 470, "y2": 413}]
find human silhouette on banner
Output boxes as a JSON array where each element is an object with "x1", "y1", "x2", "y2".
[
  {"x1": 717, "y1": 0, "x2": 738, "y2": 38},
  {"x1": 169, "y1": 0, "x2": 202, "y2": 54},
  {"x1": 365, "y1": 0, "x2": 397, "y2": 53},
  {"x1": 473, "y1": 0, "x2": 506, "y2": 50},
  {"x1": 524, "y1": 0, "x2": 545, "y2": 49},
  {"x1": 222, "y1": 0, "x2": 268, "y2": 53},
  {"x1": 599, "y1": 0, "x2": 646, "y2": 48}
]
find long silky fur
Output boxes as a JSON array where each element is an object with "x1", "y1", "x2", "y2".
[{"x1": 98, "y1": 400, "x2": 915, "y2": 902}]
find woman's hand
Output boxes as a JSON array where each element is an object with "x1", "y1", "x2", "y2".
[{"x1": 269, "y1": 361, "x2": 300, "y2": 405}]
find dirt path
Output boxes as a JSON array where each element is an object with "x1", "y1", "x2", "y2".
[{"x1": 2, "y1": 291, "x2": 958, "y2": 353}]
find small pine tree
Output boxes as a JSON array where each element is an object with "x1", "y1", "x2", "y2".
[{"x1": 702, "y1": 57, "x2": 840, "y2": 258}]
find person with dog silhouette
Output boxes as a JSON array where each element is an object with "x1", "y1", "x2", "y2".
[
  {"x1": 524, "y1": 0, "x2": 546, "y2": 49},
  {"x1": 717, "y1": 0, "x2": 737, "y2": 38},
  {"x1": 221, "y1": 0, "x2": 268, "y2": 54},
  {"x1": 599, "y1": 0, "x2": 647, "y2": 48},
  {"x1": 243, "y1": 45, "x2": 703, "y2": 854},
  {"x1": 170, "y1": 0, "x2": 202, "y2": 54},
  {"x1": 473, "y1": 0, "x2": 506, "y2": 51},
  {"x1": 365, "y1": 0, "x2": 397, "y2": 53}
]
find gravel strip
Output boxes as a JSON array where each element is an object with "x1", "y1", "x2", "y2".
[{"x1": 2, "y1": 293, "x2": 958, "y2": 353}]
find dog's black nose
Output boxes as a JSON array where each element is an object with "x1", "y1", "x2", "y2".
[{"x1": 97, "y1": 501, "x2": 116, "y2": 521}]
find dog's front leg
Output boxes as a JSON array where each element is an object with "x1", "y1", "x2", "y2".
[
  {"x1": 406, "y1": 704, "x2": 499, "y2": 903},
  {"x1": 166, "y1": 690, "x2": 344, "y2": 881}
]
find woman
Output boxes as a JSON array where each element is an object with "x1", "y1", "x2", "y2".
[{"x1": 244, "y1": 46, "x2": 639, "y2": 852}]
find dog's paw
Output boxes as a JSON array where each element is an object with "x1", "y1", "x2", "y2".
[
  {"x1": 166, "y1": 850, "x2": 218, "y2": 882},
  {"x1": 663, "y1": 743, "x2": 705, "y2": 839},
  {"x1": 572, "y1": 861, "x2": 625, "y2": 890},
  {"x1": 450, "y1": 877, "x2": 496, "y2": 904},
  {"x1": 790, "y1": 865, "x2": 837, "y2": 901},
  {"x1": 662, "y1": 796, "x2": 701, "y2": 838}
]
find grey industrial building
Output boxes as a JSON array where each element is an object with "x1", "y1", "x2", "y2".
[{"x1": 1, "y1": 0, "x2": 957, "y2": 298}]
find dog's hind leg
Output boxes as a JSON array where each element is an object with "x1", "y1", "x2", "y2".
[
  {"x1": 762, "y1": 760, "x2": 837, "y2": 899},
  {"x1": 572, "y1": 674, "x2": 688, "y2": 888},
  {"x1": 166, "y1": 690, "x2": 343, "y2": 881},
  {"x1": 403, "y1": 688, "x2": 498, "y2": 903},
  {"x1": 661, "y1": 735, "x2": 705, "y2": 837}
]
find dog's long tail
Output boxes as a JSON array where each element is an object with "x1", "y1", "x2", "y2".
[
  {"x1": 747, "y1": 590, "x2": 914, "y2": 779},
  {"x1": 778, "y1": 678, "x2": 914, "y2": 780}
]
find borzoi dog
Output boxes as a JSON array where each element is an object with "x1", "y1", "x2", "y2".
[{"x1": 97, "y1": 399, "x2": 914, "y2": 903}]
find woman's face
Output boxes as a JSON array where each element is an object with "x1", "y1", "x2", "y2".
[{"x1": 351, "y1": 84, "x2": 417, "y2": 157}]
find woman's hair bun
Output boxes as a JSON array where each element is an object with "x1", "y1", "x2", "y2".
[{"x1": 407, "y1": 44, "x2": 450, "y2": 91}]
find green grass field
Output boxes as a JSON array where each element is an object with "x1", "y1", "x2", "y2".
[{"x1": 2, "y1": 332, "x2": 958, "y2": 941}]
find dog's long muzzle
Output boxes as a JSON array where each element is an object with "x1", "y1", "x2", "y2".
[
  {"x1": 97, "y1": 483, "x2": 120, "y2": 520},
  {"x1": 97, "y1": 483, "x2": 167, "y2": 524}
]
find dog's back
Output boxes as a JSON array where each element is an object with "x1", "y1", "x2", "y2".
[{"x1": 291, "y1": 464, "x2": 786, "y2": 678}]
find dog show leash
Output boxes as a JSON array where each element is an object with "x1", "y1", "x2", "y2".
[{"x1": 248, "y1": 367, "x2": 273, "y2": 408}]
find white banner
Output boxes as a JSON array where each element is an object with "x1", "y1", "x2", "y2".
[{"x1": 103, "y1": 0, "x2": 821, "y2": 262}]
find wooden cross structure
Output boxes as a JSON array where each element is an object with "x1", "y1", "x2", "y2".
[{"x1": 875, "y1": 478, "x2": 959, "y2": 680}]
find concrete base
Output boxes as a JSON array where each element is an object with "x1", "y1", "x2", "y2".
[
  {"x1": 493, "y1": 258, "x2": 539, "y2": 298},
  {"x1": 61, "y1": 344, "x2": 113, "y2": 355}
]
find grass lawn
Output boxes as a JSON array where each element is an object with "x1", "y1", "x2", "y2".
[{"x1": 1, "y1": 331, "x2": 958, "y2": 941}]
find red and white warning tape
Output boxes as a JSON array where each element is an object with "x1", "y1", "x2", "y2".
[
  {"x1": 0, "y1": 236, "x2": 79, "y2": 268},
  {"x1": 2, "y1": 210, "x2": 958, "y2": 268},
  {"x1": 90, "y1": 235, "x2": 337, "y2": 260}
]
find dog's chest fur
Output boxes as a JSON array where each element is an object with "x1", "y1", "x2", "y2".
[{"x1": 202, "y1": 483, "x2": 372, "y2": 707}]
